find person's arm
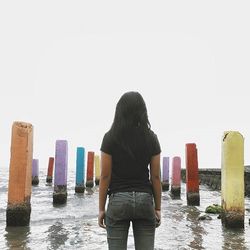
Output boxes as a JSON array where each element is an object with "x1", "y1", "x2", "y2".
[
  {"x1": 150, "y1": 153, "x2": 162, "y2": 226},
  {"x1": 98, "y1": 152, "x2": 112, "y2": 228}
]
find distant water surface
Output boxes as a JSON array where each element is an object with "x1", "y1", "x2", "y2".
[{"x1": 0, "y1": 167, "x2": 250, "y2": 250}]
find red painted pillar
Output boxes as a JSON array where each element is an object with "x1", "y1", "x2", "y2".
[
  {"x1": 46, "y1": 157, "x2": 54, "y2": 184},
  {"x1": 185, "y1": 143, "x2": 200, "y2": 206},
  {"x1": 86, "y1": 151, "x2": 95, "y2": 188}
]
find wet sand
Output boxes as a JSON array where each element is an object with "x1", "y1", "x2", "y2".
[{"x1": 0, "y1": 168, "x2": 250, "y2": 249}]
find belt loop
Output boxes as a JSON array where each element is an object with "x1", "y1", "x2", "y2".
[{"x1": 109, "y1": 193, "x2": 114, "y2": 198}]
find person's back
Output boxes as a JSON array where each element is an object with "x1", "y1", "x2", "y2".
[
  {"x1": 102, "y1": 129, "x2": 160, "y2": 194},
  {"x1": 98, "y1": 91, "x2": 162, "y2": 250}
]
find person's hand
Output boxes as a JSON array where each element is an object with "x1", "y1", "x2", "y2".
[
  {"x1": 98, "y1": 210, "x2": 106, "y2": 229},
  {"x1": 155, "y1": 209, "x2": 161, "y2": 228}
]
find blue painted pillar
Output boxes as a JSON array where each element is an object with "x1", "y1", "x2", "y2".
[{"x1": 75, "y1": 147, "x2": 85, "y2": 193}]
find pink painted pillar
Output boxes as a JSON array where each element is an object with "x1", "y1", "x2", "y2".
[{"x1": 171, "y1": 156, "x2": 181, "y2": 198}]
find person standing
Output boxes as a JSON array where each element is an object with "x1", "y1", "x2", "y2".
[{"x1": 98, "y1": 91, "x2": 162, "y2": 250}]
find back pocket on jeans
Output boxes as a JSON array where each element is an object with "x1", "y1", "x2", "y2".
[
  {"x1": 135, "y1": 194, "x2": 154, "y2": 219},
  {"x1": 107, "y1": 198, "x2": 130, "y2": 220}
]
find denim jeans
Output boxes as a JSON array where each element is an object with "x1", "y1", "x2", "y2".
[{"x1": 105, "y1": 192, "x2": 156, "y2": 250}]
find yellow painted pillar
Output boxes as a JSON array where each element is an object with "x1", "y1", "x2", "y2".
[
  {"x1": 6, "y1": 121, "x2": 33, "y2": 226},
  {"x1": 95, "y1": 155, "x2": 101, "y2": 185},
  {"x1": 221, "y1": 131, "x2": 244, "y2": 228}
]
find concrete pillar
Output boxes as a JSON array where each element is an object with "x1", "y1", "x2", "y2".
[
  {"x1": 32, "y1": 159, "x2": 39, "y2": 185},
  {"x1": 186, "y1": 143, "x2": 200, "y2": 206},
  {"x1": 6, "y1": 121, "x2": 33, "y2": 226},
  {"x1": 75, "y1": 147, "x2": 85, "y2": 193},
  {"x1": 162, "y1": 157, "x2": 169, "y2": 191},
  {"x1": 46, "y1": 157, "x2": 54, "y2": 183},
  {"x1": 86, "y1": 151, "x2": 95, "y2": 188},
  {"x1": 221, "y1": 131, "x2": 244, "y2": 228},
  {"x1": 171, "y1": 156, "x2": 181, "y2": 198},
  {"x1": 53, "y1": 140, "x2": 68, "y2": 204},
  {"x1": 95, "y1": 155, "x2": 100, "y2": 185}
]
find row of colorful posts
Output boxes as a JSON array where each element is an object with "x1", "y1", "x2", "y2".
[
  {"x1": 159, "y1": 133, "x2": 244, "y2": 229},
  {"x1": 6, "y1": 122, "x2": 245, "y2": 230},
  {"x1": 162, "y1": 144, "x2": 200, "y2": 206},
  {"x1": 32, "y1": 148, "x2": 101, "y2": 189},
  {"x1": 30, "y1": 146, "x2": 101, "y2": 203},
  {"x1": 6, "y1": 122, "x2": 101, "y2": 226}
]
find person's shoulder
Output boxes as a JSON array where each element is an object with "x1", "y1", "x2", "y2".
[
  {"x1": 103, "y1": 130, "x2": 112, "y2": 140},
  {"x1": 148, "y1": 129, "x2": 159, "y2": 139},
  {"x1": 147, "y1": 129, "x2": 161, "y2": 155},
  {"x1": 101, "y1": 130, "x2": 114, "y2": 154},
  {"x1": 103, "y1": 130, "x2": 114, "y2": 144}
]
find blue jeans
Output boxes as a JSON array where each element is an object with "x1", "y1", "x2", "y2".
[{"x1": 105, "y1": 192, "x2": 156, "y2": 250}]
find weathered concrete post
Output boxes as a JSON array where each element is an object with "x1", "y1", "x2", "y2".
[
  {"x1": 95, "y1": 155, "x2": 101, "y2": 185},
  {"x1": 46, "y1": 157, "x2": 54, "y2": 183},
  {"x1": 221, "y1": 131, "x2": 244, "y2": 228},
  {"x1": 53, "y1": 140, "x2": 68, "y2": 204},
  {"x1": 162, "y1": 157, "x2": 169, "y2": 191},
  {"x1": 6, "y1": 121, "x2": 33, "y2": 226},
  {"x1": 171, "y1": 156, "x2": 181, "y2": 198},
  {"x1": 32, "y1": 159, "x2": 39, "y2": 185},
  {"x1": 86, "y1": 151, "x2": 95, "y2": 188},
  {"x1": 186, "y1": 143, "x2": 200, "y2": 206},
  {"x1": 75, "y1": 147, "x2": 85, "y2": 193}
]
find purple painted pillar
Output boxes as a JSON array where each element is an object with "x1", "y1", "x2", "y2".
[
  {"x1": 162, "y1": 156, "x2": 169, "y2": 191},
  {"x1": 32, "y1": 159, "x2": 39, "y2": 185},
  {"x1": 53, "y1": 140, "x2": 68, "y2": 204},
  {"x1": 171, "y1": 156, "x2": 181, "y2": 198}
]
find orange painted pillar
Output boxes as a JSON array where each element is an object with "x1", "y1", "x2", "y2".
[
  {"x1": 46, "y1": 157, "x2": 54, "y2": 184},
  {"x1": 86, "y1": 151, "x2": 95, "y2": 188},
  {"x1": 171, "y1": 156, "x2": 181, "y2": 198},
  {"x1": 185, "y1": 143, "x2": 200, "y2": 206},
  {"x1": 6, "y1": 121, "x2": 33, "y2": 226}
]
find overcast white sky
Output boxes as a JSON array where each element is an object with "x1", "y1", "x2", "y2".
[{"x1": 1, "y1": 1, "x2": 250, "y2": 170}]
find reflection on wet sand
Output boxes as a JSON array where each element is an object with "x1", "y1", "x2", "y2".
[
  {"x1": 186, "y1": 207, "x2": 206, "y2": 250},
  {"x1": 46, "y1": 221, "x2": 69, "y2": 249},
  {"x1": 85, "y1": 187, "x2": 94, "y2": 195},
  {"x1": 5, "y1": 226, "x2": 31, "y2": 249},
  {"x1": 222, "y1": 227, "x2": 247, "y2": 250}
]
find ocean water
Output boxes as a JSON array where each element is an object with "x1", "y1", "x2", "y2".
[{"x1": 1, "y1": 167, "x2": 250, "y2": 250}]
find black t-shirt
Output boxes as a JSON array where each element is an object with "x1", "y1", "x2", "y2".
[{"x1": 100, "y1": 129, "x2": 161, "y2": 194}]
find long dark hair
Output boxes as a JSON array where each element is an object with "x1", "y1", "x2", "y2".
[{"x1": 110, "y1": 91, "x2": 151, "y2": 158}]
